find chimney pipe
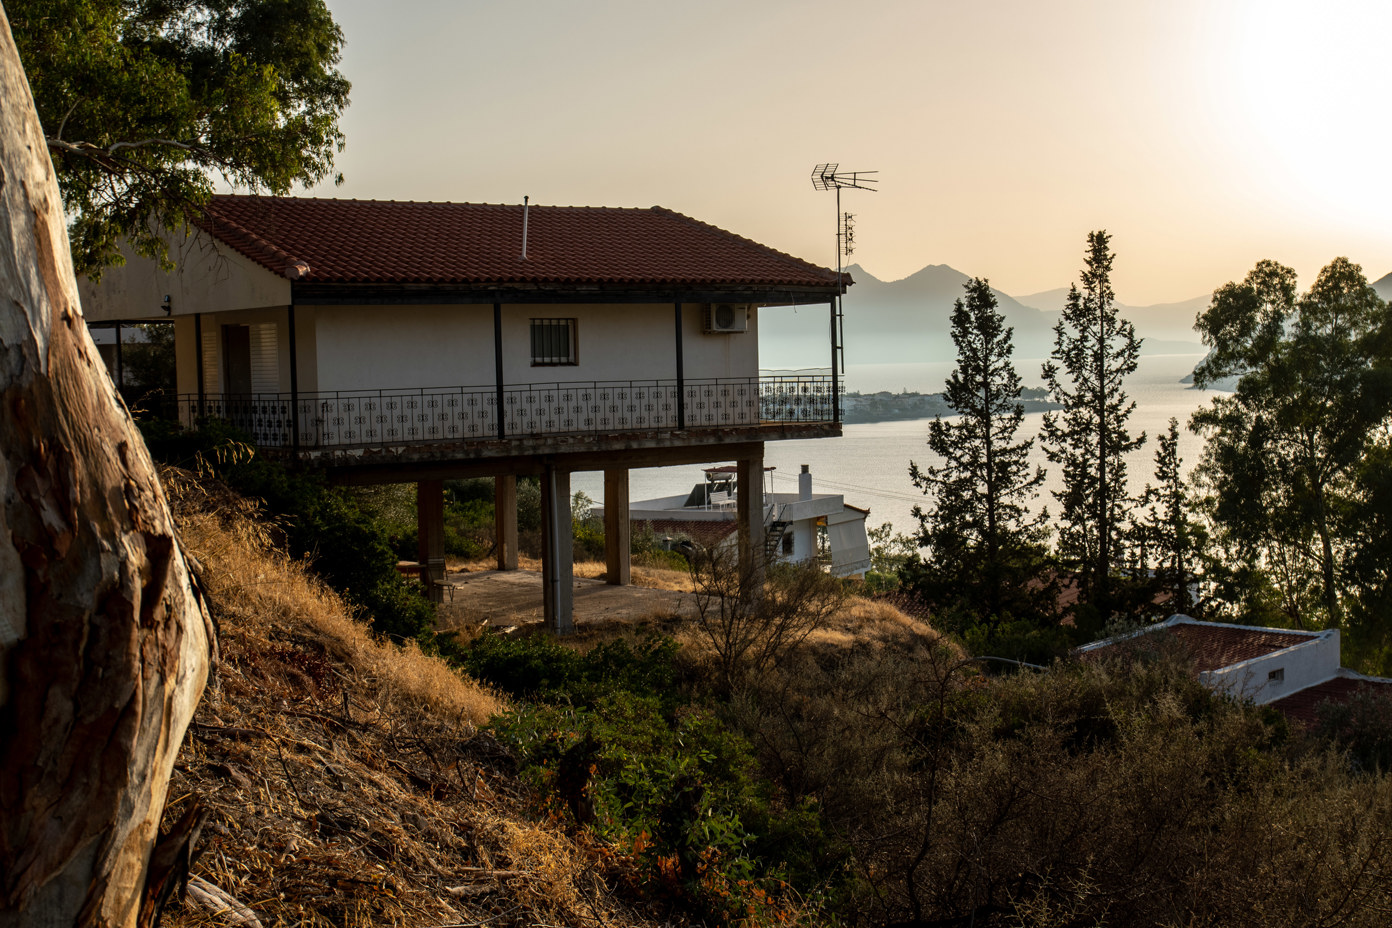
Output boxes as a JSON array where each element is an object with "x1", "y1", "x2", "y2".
[
  {"x1": 799, "y1": 464, "x2": 812, "y2": 501},
  {"x1": 521, "y1": 195, "x2": 530, "y2": 260}
]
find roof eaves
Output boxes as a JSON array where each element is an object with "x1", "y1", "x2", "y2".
[
  {"x1": 647, "y1": 206, "x2": 850, "y2": 289},
  {"x1": 196, "y1": 205, "x2": 307, "y2": 280}
]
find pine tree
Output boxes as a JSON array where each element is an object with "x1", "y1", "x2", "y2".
[
  {"x1": 1140, "y1": 418, "x2": 1199, "y2": 614},
  {"x1": 909, "y1": 277, "x2": 1047, "y2": 622},
  {"x1": 1041, "y1": 231, "x2": 1144, "y2": 623}
]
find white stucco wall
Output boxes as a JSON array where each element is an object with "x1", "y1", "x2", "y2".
[
  {"x1": 307, "y1": 302, "x2": 760, "y2": 394},
  {"x1": 1202, "y1": 630, "x2": 1341, "y2": 705},
  {"x1": 498, "y1": 303, "x2": 759, "y2": 386},
  {"x1": 313, "y1": 304, "x2": 497, "y2": 393},
  {"x1": 80, "y1": 231, "x2": 291, "y2": 322}
]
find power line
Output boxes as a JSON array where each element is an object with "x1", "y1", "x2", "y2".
[{"x1": 766, "y1": 470, "x2": 926, "y2": 505}]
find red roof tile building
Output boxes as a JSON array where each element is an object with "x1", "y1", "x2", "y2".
[
  {"x1": 1077, "y1": 615, "x2": 1392, "y2": 726},
  {"x1": 81, "y1": 196, "x2": 852, "y2": 631}
]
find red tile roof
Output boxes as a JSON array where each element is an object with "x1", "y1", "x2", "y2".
[
  {"x1": 634, "y1": 518, "x2": 738, "y2": 549},
  {"x1": 1078, "y1": 619, "x2": 1316, "y2": 674},
  {"x1": 1269, "y1": 675, "x2": 1392, "y2": 728},
  {"x1": 1165, "y1": 623, "x2": 1315, "y2": 674},
  {"x1": 194, "y1": 195, "x2": 848, "y2": 291}
]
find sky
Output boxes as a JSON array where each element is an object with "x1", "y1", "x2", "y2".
[{"x1": 304, "y1": 0, "x2": 1392, "y2": 306}]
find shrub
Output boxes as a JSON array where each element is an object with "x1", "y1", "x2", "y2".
[
  {"x1": 456, "y1": 631, "x2": 679, "y2": 706},
  {"x1": 140, "y1": 420, "x2": 435, "y2": 640},
  {"x1": 1315, "y1": 686, "x2": 1392, "y2": 773},
  {"x1": 690, "y1": 543, "x2": 849, "y2": 693},
  {"x1": 493, "y1": 689, "x2": 836, "y2": 924}
]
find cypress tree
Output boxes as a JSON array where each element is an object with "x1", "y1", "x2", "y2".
[
  {"x1": 909, "y1": 277, "x2": 1047, "y2": 622},
  {"x1": 1041, "y1": 231, "x2": 1144, "y2": 624}
]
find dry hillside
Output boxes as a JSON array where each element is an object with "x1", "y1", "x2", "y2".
[
  {"x1": 152, "y1": 467, "x2": 941, "y2": 927},
  {"x1": 156, "y1": 468, "x2": 670, "y2": 928}
]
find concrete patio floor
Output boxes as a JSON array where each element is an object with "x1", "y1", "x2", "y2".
[{"x1": 434, "y1": 567, "x2": 699, "y2": 631}]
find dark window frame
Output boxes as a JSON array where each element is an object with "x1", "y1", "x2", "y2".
[{"x1": 530, "y1": 318, "x2": 578, "y2": 366}]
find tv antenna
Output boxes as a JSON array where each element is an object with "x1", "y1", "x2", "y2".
[{"x1": 811, "y1": 164, "x2": 877, "y2": 390}]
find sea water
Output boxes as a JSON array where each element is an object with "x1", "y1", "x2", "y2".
[{"x1": 572, "y1": 352, "x2": 1227, "y2": 538}]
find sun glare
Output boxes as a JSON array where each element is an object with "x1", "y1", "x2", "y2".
[{"x1": 1224, "y1": 0, "x2": 1392, "y2": 225}]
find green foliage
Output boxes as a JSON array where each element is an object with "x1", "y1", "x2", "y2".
[
  {"x1": 141, "y1": 420, "x2": 433, "y2": 639},
  {"x1": 1041, "y1": 231, "x2": 1145, "y2": 616},
  {"x1": 1315, "y1": 686, "x2": 1392, "y2": 773},
  {"x1": 570, "y1": 490, "x2": 605, "y2": 562},
  {"x1": 9, "y1": 0, "x2": 350, "y2": 276},
  {"x1": 114, "y1": 322, "x2": 176, "y2": 409},
  {"x1": 492, "y1": 685, "x2": 836, "y2": 923},
  {"x1": 516, "y1": 477, "x2": 542, "y2": 533},
  {"x1": 463, "y1": 631, "x2": 841, "y2": 923},
  {"x1": 1130, "y1": 417, "x2": 1204, "y2": 616},
  {"x1": 960, "y1": 612, "x2": 1075, "y2": 668},
  {"x1": 1192, "y1": 257, "x2": 1392, "y2": 628},
  {"x1": 631, "y1": 521, "x2": 690, "y2": 570},
  {"x1": 454, "y1": 632, "x2": 679, "y2": 705},
  {"x1": 863, "y1": 521, "x2": 915, "y2": 592},
  {"x1": 911, "y1": 277, "x2": 1049, "y2": 624}
]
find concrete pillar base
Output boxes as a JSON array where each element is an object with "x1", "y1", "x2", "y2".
[
  {"x1": 737, "y1": 451, "x2": 766, "y2": 595},
  {"x1": 494, "y1": 474, "x2": 518, "y2": 571},
  {"x1": 417, "y1": 479, "x2": 446, "y2": 604},
  {"x1": 604, "y1": 468, "x2": 631, "y2": 586},
  {"x1": 541, "y1": 465, "x2": 574, "y2": 634}
]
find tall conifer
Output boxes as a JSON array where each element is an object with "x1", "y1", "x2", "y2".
[
  {"x1": 1041, "y1": 231, "x2": 1144, "y2": 622},
  {"x1": 910, "y1": 277, "x2": 1047, "y2": 621},
  {"x1": 1137, "y1": 417, "x2": 1199, "y2": 614}
]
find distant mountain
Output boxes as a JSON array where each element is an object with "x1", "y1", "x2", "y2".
[
  {"x1": 1014, "y1": 289, "x2": 1209, "y2": 348},
  {"x1": 760, "y1": 262, "x2": 1207, "y2": 368},
  {"x1": 1372, "y1": 272, "x2": 1392, "y2": 303},
  {"x1": 1015, "y1": 288, "x2": 1071, "y2": 313},
  {"x1": 760, "y1": 264, "x2": 1057, "y2": 366}
]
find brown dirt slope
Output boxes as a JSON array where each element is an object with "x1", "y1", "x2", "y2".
[{"x1": 156, "y1": 468, "x2": 664, "y2": 928}]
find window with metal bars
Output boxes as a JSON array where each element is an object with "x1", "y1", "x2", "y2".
[{"x1": 530, "y1": 318, "x2": 577, "y2": 365}]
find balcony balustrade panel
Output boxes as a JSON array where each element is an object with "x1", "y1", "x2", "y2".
[{"x1": 174, "y1": 372, "x2": 836, "y2": 451}]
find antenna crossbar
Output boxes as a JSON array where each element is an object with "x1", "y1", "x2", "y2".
[{"x1": 811, "y1": 163, "x2": 878, "y2": 192}]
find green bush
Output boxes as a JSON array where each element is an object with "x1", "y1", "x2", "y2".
[
  {"x1": 456, "y1": 631, "x2": 678, "y2": 705},
  {"x1": 141, "y1": 419, "x2": 435, "y2": 640},
  {"x1": 1315, "y1": 686, "x2": 1392, "y2": 773},
  {"x1": 493, "y1": 689, "x2": 837, "y2": 924}
]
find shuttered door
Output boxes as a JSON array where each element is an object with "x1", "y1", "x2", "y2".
[
  {"x1": 201, "y1": 327, "x2": 220, "y2": 394},
  {"x1": 249, "y1": 323, "x2": 278, "y2": 394}
]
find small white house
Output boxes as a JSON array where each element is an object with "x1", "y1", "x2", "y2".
[
  {"x1": 1077, "y1": 614, "x2": 1392, "y2": 725},
  {"x1": 80, "y1": 195, "x2": 852, "y2": 630},
  {"x1": 598, "y1": 464, "x2": 872, "y2": 578}
]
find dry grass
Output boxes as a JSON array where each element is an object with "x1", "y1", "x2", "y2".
[
  {"x1": 167, "y1": 467, "x2": 502, "y2": 725},
  {"x1": 808, "y1": 595, "x2": 949, "y2": 649},
  {"x1": 451, "y1": 555, "x2": 695, "y2": 592},
  {"x1": 156, "y1": 468, "x2": 665, "y2": 928}
]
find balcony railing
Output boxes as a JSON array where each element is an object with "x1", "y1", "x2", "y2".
[{"x1": 172, "y1": 371, "x2": 840, "y2": 450}]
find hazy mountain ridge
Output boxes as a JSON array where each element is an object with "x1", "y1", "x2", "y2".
[
  {"x1": 762, "y1": 262, "x2": 1392, "y2": 369},
  {"x1": 762, "y1": 262, "x2": 1208, "y2": 366},
  {"x1": 1372, "y1": 272, "x2": 1392, "y2": 303}
]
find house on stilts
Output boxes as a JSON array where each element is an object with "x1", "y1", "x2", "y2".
[{"x1": 81, "y1": 195, "x2": 850, "y2": 631}]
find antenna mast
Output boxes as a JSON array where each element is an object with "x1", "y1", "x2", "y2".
[{"x1": 811, "y1": 164, "x2": 877, "y2": 414}]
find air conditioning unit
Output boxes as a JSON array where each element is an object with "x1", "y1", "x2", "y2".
[{"x1": 704, "y1": 302, "x2": 749, "y2": 334}]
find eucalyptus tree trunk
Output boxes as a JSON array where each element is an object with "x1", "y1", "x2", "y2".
[{"x1": 0, "y1": 6, "x2": 214, "y2": 925}]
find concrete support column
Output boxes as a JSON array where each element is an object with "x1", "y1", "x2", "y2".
[
  {"x1": 604, "y1": 468, "x2": 631, "y2": 586},
  {"x1": 494, "y1": 474, "x2": 518, "y2": 571},
  {"x1": 737, "y1": 451, "x2": 766, "y2": 592},
  {"x1": 417, "y1": 479, "x2": 446, "y2": 604},
  {"x1": 541, "y1": 464, "x2": 574, "y2": 634},
  {"x1": 793, "y1": 463, "x2": 814, "y2": 563}
]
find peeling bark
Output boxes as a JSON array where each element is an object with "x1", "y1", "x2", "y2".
[{"x1": 0, "y1": 5, "x2": 214, "y2": 926}]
